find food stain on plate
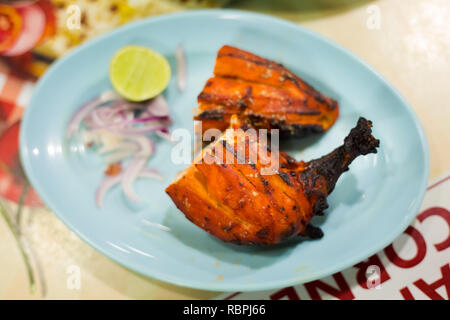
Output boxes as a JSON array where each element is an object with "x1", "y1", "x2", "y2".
[{"x1": 296, "y1": 265, "x2": 308, "y2": 273}]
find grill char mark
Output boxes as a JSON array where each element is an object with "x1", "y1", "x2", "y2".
[{"x1": 217, "y1": 50, "x2": 336, "y2": 110}]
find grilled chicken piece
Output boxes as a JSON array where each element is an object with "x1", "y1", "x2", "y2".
[
  {"x1": 194, "y1": 45, "x2": 339, "y2": 138},
  {"x1": 166, "y1": 117, "x2": 379, "y2": 245}
]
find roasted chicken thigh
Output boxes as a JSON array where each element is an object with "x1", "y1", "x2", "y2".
[{"x1": 194, "y1": 45, "x2": 339, "y2": 137}]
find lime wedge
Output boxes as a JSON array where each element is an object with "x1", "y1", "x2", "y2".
[{"x1": 109, "y1": 45, "x2": 171, "y2": 102}]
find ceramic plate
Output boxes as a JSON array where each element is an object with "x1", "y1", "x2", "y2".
[{"x1": 20, "y1": 10, "x2": 429, "y2": 291}]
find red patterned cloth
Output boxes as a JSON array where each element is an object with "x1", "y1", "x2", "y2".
[
  {"x1": 0, "y1": 60, "x2": 35, "y2": 130},
  {"x1": 0, "y1": 60, "x2": 41, "y2": 206}
]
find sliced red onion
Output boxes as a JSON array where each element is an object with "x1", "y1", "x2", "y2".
[
  {"x1": 96, "y1": 174, "x2": 123, "y2": 208},
  {"x1": 66, "y1": 90, "x2": 119, "y2": 138},
  {"x1": 133, "y1": 115, "x2": 170, "y2": 123},
  {"x1": 155, "y1": 129, "x2": 173, "y2": 142},
  {"x1": 176, "y1": 44, "x2": 187, "y2": 92},
  {"x1": 101, "y1": 142, "x2": 139, "y2": 163},
  {"x1": 147, "y1": 95, "x2": 169, "y2": 117},
  {"x1": 70, "y1": 88, "x2": 172, "y2": 207},
  {"x1": 90, "y1": 108, "x2": 108, "y2": 127},
  {"x1": 105, "y1": 101, "x2": 136, "y2": 120},
  {"x1": 90, "y1": 115, "x2": 170, "y2": 131},
  {"x1": 99, "y1": 90, "x2": 123, "y2": 102},
  {"x1": 66, "y1": 98, "x2": 101, "y2": 138},
  {"x1": 119, "y1": 135, "x2": 155, "y2": 202},
  {"x1": 89, "y1": 106, "x2": 134, "y2": 129},
  {"x1": 120, "y1": 156, "x2": 148, "y2": 203},
  {"x1": 124, "y1": 134, "x2": 155, "y2": 157},
  {"x1": 95, "y1": 168, "x2": 162, "y2": 207},
  {"x1": 84, "y1": 106, "x2": 115, "y2": 128},
  {"x1": 109, "y1": 119, "x2": 172, "y2": 135}
]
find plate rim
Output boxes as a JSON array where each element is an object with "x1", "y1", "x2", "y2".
[{"x1": 19, "y1": 9, "x2": 430, "y2": 292}]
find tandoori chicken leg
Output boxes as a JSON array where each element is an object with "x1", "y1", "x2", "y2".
[{"x1": 166, "y1": 117, "x2": 379, "y2": 245}]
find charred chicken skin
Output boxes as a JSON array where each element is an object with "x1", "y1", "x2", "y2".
[
  {"x1": 194, "y1": 45, "x2": 339, "y2": 138},
  {"x1": 166, "y1": 117, "x2": 379, "y2": 245}
]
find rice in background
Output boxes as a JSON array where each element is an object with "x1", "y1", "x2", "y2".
[{"x1": 35, "y1": 0, "x2": 230, "y2": 58}]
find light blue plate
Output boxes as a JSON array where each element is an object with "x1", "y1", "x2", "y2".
[{"x1": 20, "y1": 10, "x2": 429, "y2": 292}]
